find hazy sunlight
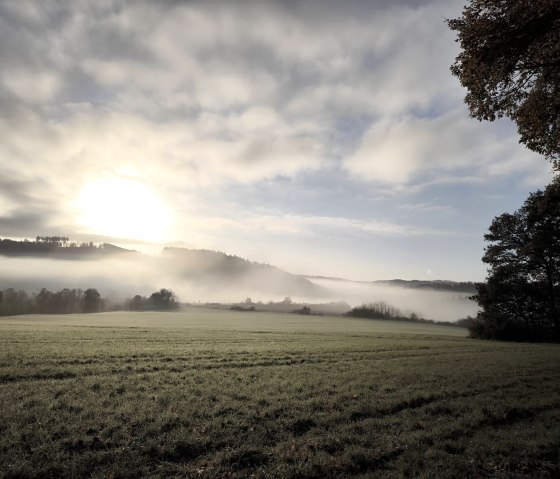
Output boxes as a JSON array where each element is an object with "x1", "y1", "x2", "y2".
[{"x1": 76, "y1": 178, "x2": 172, "y2": 242}]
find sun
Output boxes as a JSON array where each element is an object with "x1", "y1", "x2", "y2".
[{"x1": 76, "y1": 178, "x2": 172, "y2": 242}]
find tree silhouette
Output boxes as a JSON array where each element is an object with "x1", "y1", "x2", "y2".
[
  {"x1": 448, "y1": 0, "x2": 560, "y2": 165},
  {"x1": 82, "y1": 288, "x2": 102, "y2": 313},
  {"x1": 129, "y1": 295, "x2": 146, "y2": 311},
  {"x1": 472, "y1": 179, "x2": 560, "y2": 341},
  {"x1": 0, "y1": 288, "x2": 30, "y2": 316},
  {"x1": 148, "y1": 288, "x2": 178, "y2": 310}
]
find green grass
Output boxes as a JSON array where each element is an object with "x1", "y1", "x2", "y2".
[{"x1": 0, "y1": 308, "x2": 559, "y2": 478}]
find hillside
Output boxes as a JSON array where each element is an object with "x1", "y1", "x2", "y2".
[
  {"x1": 306, "y1": 275, "x2": 477, "y2": 293},
  {"x1": 0, "y1": 238, "x2": 477, "y2": 313},
  {"x1": 0, "y1": 237, "x2": 137, "y2": 259},
  {"x1": 375, "y1": 279, "x2": 477, "y2": 293},
  {"x1": 161, "y1": 247, "x2": 326, "y2": 298}
]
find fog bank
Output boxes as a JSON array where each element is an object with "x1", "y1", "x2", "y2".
[{"x1": 0, "y1": 255, "x2": 477, "y2": 321}]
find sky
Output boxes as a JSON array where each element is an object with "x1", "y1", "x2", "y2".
[{"x1": 0, "y1": 0, "x2": 555, "y2": 282}]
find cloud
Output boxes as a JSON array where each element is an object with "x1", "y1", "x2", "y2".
[
  {"x1": 0, "y1": 211, "x2": 50, "y2": 237},
  {"x1": 344, "y1": 110, "x2": 550, "y2": 185},
  {"x1": 2, "y1": 70, "x2": 63, "y2": 103},
  {"x1": 0, "y1": 0, "x2": 469, "y2": 193},
  {"x1": 0, "y1": 0, "x2": 554, "y2": 282},
  {"x1": 0, "y1": 103, "x2": 324, "y2": 188},
  {"x1": 192, "y1": 212, "x2": 451, "y2": 239}
]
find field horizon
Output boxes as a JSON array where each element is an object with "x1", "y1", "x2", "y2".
[{"x1": 0, "y1": 306, "x2": 470, "y2": 334}]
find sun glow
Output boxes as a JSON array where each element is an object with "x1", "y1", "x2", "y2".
[{"x1": 76, "y1": 178, "x2": 172, "y2": 242}]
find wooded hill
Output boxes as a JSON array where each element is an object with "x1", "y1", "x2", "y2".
[{"x1": 0, "y1": 237, "x2": 136, "y2": 259}]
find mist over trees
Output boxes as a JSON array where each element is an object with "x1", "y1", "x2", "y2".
[
  {"x1": 82, "y1": 288, "x2": 102, "y2": 313},
  {"x1": 346, "y1": 301, "x2": 403, "y2": 320},
  {"x1": 128, "y1": 289, "x2": 179, "y2": 311},
  {"x1": 344, "y1": 301, "x2": 471, "y2": 328},
  {"x1": 0, "y1": 288, "x2": 102, "y2": 316},
  {"x1": 0, "y1": 237, "x2": 136, "y2": 258},
  {"x1": 0, "y1": 287, "x2": 180, "y2": 316},
  {"x1": 448, "y1": 0, "x2": 560, "y2": 166}
]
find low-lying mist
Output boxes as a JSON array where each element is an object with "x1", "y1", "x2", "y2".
[
  {"x1": 0, "y1": 254, "x2": 477, "y2": 322},
  {"x1": 310, "y1": 278, "x2": 476, "y2": 322}
]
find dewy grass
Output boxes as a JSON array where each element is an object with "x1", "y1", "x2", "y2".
[{"x1": 0, "y1": 308, "x2": 559, "y2": 478}]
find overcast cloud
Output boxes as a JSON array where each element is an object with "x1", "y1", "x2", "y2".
[{"x1": 0, "y1": 0, "x2": 554, "y2": 281}]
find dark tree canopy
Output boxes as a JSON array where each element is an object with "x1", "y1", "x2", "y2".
[
  {"x1": 448, "y1": 0, "x2": 560, "y2": 165},
  {"x1": 129, "y1": 294, "x2": 146, "y2": 311},
  {"x1": 82, "y1": 288, "x2": 102, "y2": 313},
  {"x1": 472, "y1": 178, "x2": 560, "y2": 341},
  {"x1": 147, "y1": 288, "x2": 178, "y2": 310}
]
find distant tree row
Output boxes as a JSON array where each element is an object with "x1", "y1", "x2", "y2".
[
  {"x1": 36, "y1": 236, "x2": 69, "y2": 244},
  {"x1": 128, "y1": 289, "x2": 179, "y2": 311},
  {"x1": 0, "y1": 287, "x2": 180, "y2": 316},
  {"x1": 378, "y1": 280, "x2": 477, "y2": 293},
  {"x1": 345, "y1": 301, "x2": 404, "y2": 320},
  {"x1": 0, "y1": 237, "x2": 135, "y2": 258},
  {"x1": 345, "y1": 301, "x2": 472, "y2": 328},
  {"x1": 0, "y1": 287, "x2": 103, "y2": 316}
]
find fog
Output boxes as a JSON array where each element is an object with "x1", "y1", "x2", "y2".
[
  {"x1": 310, "y1": 278, "x2": 476, "y2": 322},
  {"x1": 0, "y1": 255, "x2": 477, "y2": 321}
]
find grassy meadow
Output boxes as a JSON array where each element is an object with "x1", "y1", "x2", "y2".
[{"x1": 1, "y1": 308, "x2": 559, "y2": 478}]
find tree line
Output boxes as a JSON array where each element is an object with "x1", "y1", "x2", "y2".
[
  {"x1": 0, "y1": 237, "x2": 135, "y2": 258},
  {"x1": 128, "y1": 289, "x2": 179, "y2": 311},
  {"x1": 345, "y1": 301, "x2": 474, "y2": 328},
  {"x1": 0, "y1": 287, "x2": 179, "y2": 316},
  {"x1": 469, "y1": 179, "x2": 560, "y2": 341},
  {"x1": 449, "y1": 0, "x2": 559, "y2": 342}
]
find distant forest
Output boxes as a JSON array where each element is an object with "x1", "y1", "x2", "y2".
[
  {"x1": 375, "y1": 279, "x2": 477, "y2": 294},
  {"x1": 0, "y1": 287, "x2": 178, "y2": 317},
  {"x1": 0, "y1": 236, "x2": 135, "y2": 258},
  {"x1": 345, "y1": 301, "x2": 473, "y2": 328}
]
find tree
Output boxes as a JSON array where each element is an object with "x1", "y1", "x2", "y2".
[
  {"x1": 448, "y1": 1, "x2": 560, "y2": 165},
  {"x1": 472, "y1": 179, "x2": 560, "y2": 341},
  {"x1": 345, "y1": 301, "x2": 403, "y2": 320},
  {"x1": 82, "y1": 288, "x2": 102, "y2": 313},
  {"x1": 147, "y1": 288, "x2": 178, "y2": 310},
  {"x1": 129, "y1": 295, "x2": 146, "y2": 311},
  {"x1": 0, "y1": 288, "x2": 30, "y2": 316}
]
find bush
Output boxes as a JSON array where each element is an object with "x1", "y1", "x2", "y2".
[
  {"x1": 468, "y1": 316, "x2": 554, "y2": 342},
  {"x1": 346, "y1": 301, "x2": 402, "y2": 320}
]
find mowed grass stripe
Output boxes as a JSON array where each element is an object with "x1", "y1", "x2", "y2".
[{"x1": 1, "y1": 345, "x2": 558, "y2": 389}]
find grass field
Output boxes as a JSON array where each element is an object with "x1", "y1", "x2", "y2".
[{"x1": 1, "y1": 308, "x2": 559, "y2": 478}]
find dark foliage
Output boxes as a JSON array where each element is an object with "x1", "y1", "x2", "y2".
[
  {"x1": 129, "y1": 294, "x2": 146, "y2": 311},
  {"x1": 455, "y1": 316, "x2": 477, "y2": 329},
  {"x1": 36, "y1": 288, "x2": 83, "y2": 314},
  {"x1": 127, "y1": 289, "x2": 179, "y2": 311},
  {"x1": 82, "y1": 288, "x2": 102, "y2": 313},
  {"x1": 448, "y1": 0, "x2": 560, "y2": 165},
  {"x1": 346, "y1": 301, "x2": 403, "y2": 320},
  {"x1": 147, "y1": 288, "x2": 179, "y2": 310},
  {"x1": 376, "y1": 279, "x2": 477, "y2": 293},
  {"x1": 0, "y1": 286, "x2": 181, "y2": 316},
  {"x1": 0, "y1": 237, "x2": 136, "y2": 258},
  {"x1": 230, "y1": 305, "x2": 255, "y2": 312},
  {"x1": 0, "y1": 287, "x2": 103, "y2": 316},
  {"x1": 472, "y1": 179, "x2": 560, "y2": 341},
  {"x1": 345, "y1": 302, "x2": 471, "y2": 328},
  {"x1": 0, "y1": 288, "x2": 32, "y2": 316}
]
